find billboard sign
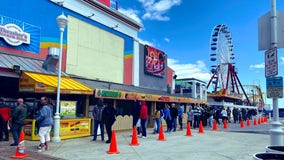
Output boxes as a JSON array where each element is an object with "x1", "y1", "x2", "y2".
[{"x1": 144, "y1": 45, "x2": 166, "y2": 77}]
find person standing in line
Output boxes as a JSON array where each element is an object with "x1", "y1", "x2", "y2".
[
  {"x1": 207, "y1": 107, "x2": 214, "y2": 127},
  {"x1": 163, "y1": 104, "x2": 172, "y2": 132},
  {"x1": 170, "y1": 103, "x2": 178, "y2": 132},
  {"x1": 132, "y1": 99, "x2": 141, "y2": 134},
  {"x1": 177, "y1": 104, "x2": 184, "y2": 131},
  {"x1": 10, "y1": 98, "x2": 27, "y2": 146},
  {"x1": 102, "y1": 103, "x2": 116, "y2": 143},
  {"x1": 153, "y1": 106, "x2": 162, "y2": 134},
  {"x1": 193, "y1": 104, "x2": 201, "y2": 129},
  {"x1": 187, "y1": 106, "x2": 194, "y2": 127},
  {"x1": 241, "y1": 108, "x2": 247, "y2": 122},
  {"x1": 213, "y1": 108, "x2": 221, "y2": 125},
  {"x1": 36, "y1": 97, "x2": 53, "y2": 152},
  {"x1": 0, "y1": 98, "x2": 10, "y2": 141},
  {"x1": 232, "y1": 107, "x2": 239, "y2": 123},
  {"x1": 92, "y1": 98, "x2": 105, "y2": 141},
  {"x1": 221, "y1": 107, "x2": 228, "y2": 124},
  {"x1": 226, "y1": 107, "x2": 231, "y2": 123},
  {"x1": 139, "y1": 100, "x2": 148, "y2": 138}
]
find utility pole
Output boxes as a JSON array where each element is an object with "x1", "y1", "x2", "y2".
[{"x1": 269, "y1": 0, "x2": 283, "y2": 146}]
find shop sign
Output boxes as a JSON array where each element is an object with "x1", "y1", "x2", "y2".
[
  {"x1": 35, "y1": 83, "x2": 56, "y2": 93},
  {"x1": 158, "y1": 96, "x2": 170, "y2": 101},
  {"x1": 95, "y1": 89, "x2": 206, "y2": 103},
  {"x1": 96, "y1": 89, "x2": 122, "y2": 98},
  {"x1": 0, "y1": 23, "x2": 30, "y2": 46}
]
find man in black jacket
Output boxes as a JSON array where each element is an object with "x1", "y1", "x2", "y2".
[
  {"x1": 10, "y1": 98, "x2": 27, "y2": 146},
  {"x1": 102, "y1": 103, "x2": 116, "y2": 143}
]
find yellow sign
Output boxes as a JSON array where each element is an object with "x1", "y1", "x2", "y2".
[
  {"x1": 95, "y1": 89, "x2": 205, "y2": 104},
  {"x1": 23, "y1": 118, "x2": 91, "y2": 141}
]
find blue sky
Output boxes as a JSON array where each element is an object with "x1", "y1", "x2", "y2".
[{"x1": 111, "y1": 0, "x2": 284, "y2": 106}]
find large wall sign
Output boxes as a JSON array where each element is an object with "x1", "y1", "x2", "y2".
[
  {"x1": 0, "y1": 15, "x2": 40, "y2": 54},
  {"x1": 144, "y1": 45, "x2": 165, "y2": 77},
  {"x1": 0, "y1": 23, "x2": 30, "y2": 46}
]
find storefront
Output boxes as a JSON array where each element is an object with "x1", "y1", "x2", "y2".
[
  {"x1": 19, "y1": 71, "x2": 94, "y2": 140},
  {"x1": 89, "y1": 88, "x2": 205, "y2": 131}
]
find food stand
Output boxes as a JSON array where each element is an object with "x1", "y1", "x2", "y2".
[{"x1": 19, "y1": 71, "x2": 94, "y2": 140}]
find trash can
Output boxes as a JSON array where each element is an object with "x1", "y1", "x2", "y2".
[
  {"x1": 266, "y1": 146, "x2": 284, "y2": 154},
  {"x1": 253, "y1": 152, "x2": 284, "y2": 160}
]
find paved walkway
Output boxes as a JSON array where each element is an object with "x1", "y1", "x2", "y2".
[{"x1": 0, "y1": 121, "x2": 274, "y2": 160}]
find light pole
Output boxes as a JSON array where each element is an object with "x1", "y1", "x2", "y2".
[
  {"x1": 52, "y1": 13, "x2": 68, "y2": 142},
  {"x1": 269, "y1": 0, "x2": 283, "y2": 146}
]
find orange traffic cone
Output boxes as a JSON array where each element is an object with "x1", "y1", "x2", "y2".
[
  {"x1": 212, "y1": 119, "x2": 218, "y2": 131},
  {"x1": 129, "y1": 126, "x2": 139, "y2": 146},
  {"x1": 223, "y1": 120, "x2": 228, "y2": 129},
  {"x1": 157, "y1": 123, "x2": 166, "y2": 141},
  {"x1": 185, "y1": 122, "x2": 193, "y2": 136},
  {"x1": 198, "y1": 121, "x2": 204, "y2": 134},
  {"x1": 253, "y1": 118, "x2": 257, "y2": 126},
  {"x1": 11, "y1": 131, "x2": 30, "y2": 158},
  {"x1": 258, "y1": 117, "x2": 261, "y2": 125},
  {"x1": 246, "y1": 118, "x2": 251, "y2": 127},
  {"x1": 106, "y1": 130, "x2": 120, "y2": 154},
  {"x1": 261, "y1": 117, "x2": 264, "y2": 124},
  {"x1": 240, "y1": 119, "x2": 245, "y2": 128}
]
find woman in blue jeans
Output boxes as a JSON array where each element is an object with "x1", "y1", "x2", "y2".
[{"x1": 139, "y1": 100, "x2": 148, "y2": 138}]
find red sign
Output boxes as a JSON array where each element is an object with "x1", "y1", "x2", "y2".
[{"x1": 144, "y1": 45, "x2": 166, "y2": 77}]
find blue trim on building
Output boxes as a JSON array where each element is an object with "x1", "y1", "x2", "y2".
[{"x1": 0, "y1": 0, "x2": 133, "y2": 54}]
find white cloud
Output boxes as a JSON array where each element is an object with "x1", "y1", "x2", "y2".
[
  {"x1": 168, "y1": 58, "x2": 211, "y2": 82},
  {"x1": 138, "y1": 38, "x2": 154, "y2": 46},
  {"x1": 138, "y1": 0, "x2": 182, "y2": 21},
  {"x1": 164, "y1": 37, "x2": 170, "y2": 42},
  {"x1": 249, "y1": 63, "x2": 265, "y2": 69},
  {"x1": 280, "y1": 57, "x2": 284, "y2": 65},
  {"x1": 118, "y1": 8, "x2": 143, "y2": 24}
]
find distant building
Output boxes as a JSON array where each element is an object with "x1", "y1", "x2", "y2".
[{"x1": 175, "y1": 78, "x2": 207, "y2": 103}]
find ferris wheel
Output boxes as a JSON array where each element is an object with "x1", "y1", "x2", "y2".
[
  {"x1": 209, "y1": 24, "x2": 234, "y2": 70},
  {"x1": 207, "y1": 24, "x2": 250, "y2": 102}
]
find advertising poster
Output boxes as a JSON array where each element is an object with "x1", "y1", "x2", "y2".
[
  {"x1": 60, "y1": 101, "x2": 77, "y2": 118},
  {"x1": 144, "y1": 45, "x2": 166, "y2": 77},
  {"x1": 60, "y1": 119, "x2": 91, "y2": 137}
]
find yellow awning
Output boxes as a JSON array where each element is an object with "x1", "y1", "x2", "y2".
[{"x1": 19, "y1": 71, "x2": 93, "y2": 95}]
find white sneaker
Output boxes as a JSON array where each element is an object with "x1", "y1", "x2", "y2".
[
  {"x1": 142, "y1": 136, "x2": 146, "y2": 139},
  {"x1": 38, "y1": 148, "x2": 45, "y2": 152}
]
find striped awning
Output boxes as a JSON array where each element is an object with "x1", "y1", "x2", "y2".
[{"x1": 19, "y1": 71, "x2": 93, "y2": 95}]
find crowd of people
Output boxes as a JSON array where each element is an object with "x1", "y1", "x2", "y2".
[
  {"x1": 0, "y1": 97, "x2": 56, "y2": 152},
  {"x1": 0, "y1": 97, "x2": 259, "y2": 153},
  {"x1": 131, "y1": 101, "x2": 259, "y2": 139}
]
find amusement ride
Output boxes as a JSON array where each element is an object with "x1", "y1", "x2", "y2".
[{"x1": 206, "y1": 24, "x2": 258, "y2": 107}]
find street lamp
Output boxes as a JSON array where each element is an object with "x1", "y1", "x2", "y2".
[{"x1": 52, "y1": 13, "x2": 68, "y2": 142}]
